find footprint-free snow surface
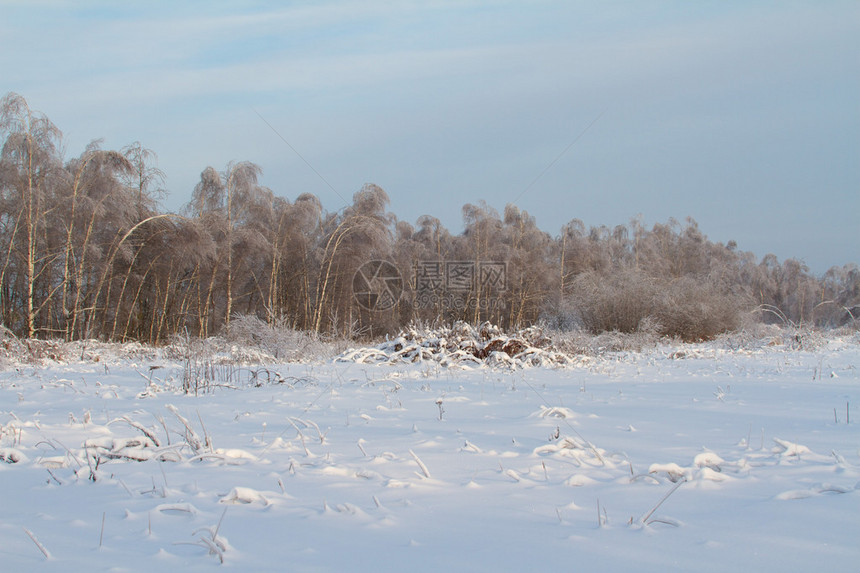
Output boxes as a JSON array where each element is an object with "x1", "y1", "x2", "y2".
[{"x1": 1, "y1": 335, "x2": 859, "y2": 572}]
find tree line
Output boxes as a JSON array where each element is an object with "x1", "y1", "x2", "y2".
[{"x1": 1, "y1": 92, "x2": 857, "y2": 344}]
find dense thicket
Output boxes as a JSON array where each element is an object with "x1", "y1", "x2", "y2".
[{"x1": 1, "y1": 93, "x2": 857, "y2": 343}]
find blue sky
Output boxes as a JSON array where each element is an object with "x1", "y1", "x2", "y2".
[{"x1": 1, "y1": 1, "x2": 857, "y2": 273}]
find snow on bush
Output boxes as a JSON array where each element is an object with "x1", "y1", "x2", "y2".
[{"x1": 337, "y1": 321, "x2": 580, "y2": 368}]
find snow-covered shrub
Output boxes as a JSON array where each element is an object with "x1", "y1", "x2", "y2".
[
  {"x1": 225, "y1": 314, "x2": 345, "y2": 361},
  {"x1": 337, "y1": 321, "x2": 573, "y2": 368},
  {"x1": 0, "y1": 325, "x2": 24, "y2": 364},
  {"x1": 654, "y1": 276, "x2": 746, "y2": 341},
  {"x1": 0, "y1": 327, "x2": 70, "y2": 364},
  {"x1": 567, "y1": 269, "x2": 748, "y2": 342},
  {"x1": 161, "y1": 314, "x2": 349, "y2": 367},
  {"x1": 569, "y1": 269, "x2": 659, "y2": 335}
]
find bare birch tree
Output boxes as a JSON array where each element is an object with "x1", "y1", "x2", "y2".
[{"x1": 0, "y1": 93, "x2": 63, "y2": 337}]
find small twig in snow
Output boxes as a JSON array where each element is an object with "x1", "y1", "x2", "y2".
[
  {"x1": 23, "y1": 527, "x2": 51, "y2": 560},
  {"x1": 213, "y1": 507, "x2": 227, "y2": 539},
  {"x1": 110, "y1": 416, "x2": 161, "y2": 447},
  {"x1": 118, "y1": 478, "x2": 134, "y2": 498},
  {"x1": 99, "y1": 512, "x2": 106, "y2": 547},
  {"x1": 287, "y1": 418, "x2": 311, "y2": 456},
  {"x1": 196, "y1": 409, "x2": 212, "y2": 452},
  {"x1": 640, "y1": 476, "x2": 687, "y2": 525},
  {"x1": 409, "y1": 449, "x2": 431, "y2": 478}
]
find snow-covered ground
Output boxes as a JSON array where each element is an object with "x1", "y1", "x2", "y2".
[{"x1": 1, "y1": 333, "x2": 858, "y2": 572}]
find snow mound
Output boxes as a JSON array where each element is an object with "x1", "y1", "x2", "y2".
[
  {"x1": 84, "y1": 435, "x2": 160, "y2": 462},
  {"x1": 534, "y1": 435, "x2": 609, "y2": 467},
  {"x1": 648, "y1": 462, "x2": 690, "y2": 482},
  {"x1": 536, "y1": 406, "x2": 577, "y2": 419},
  {"x1": 693, "y1": 451, "x2": 725, "y2": 471},
  {"x1": 336, "y1": 322, "x2": 574, "y2": 368},
  {"x1": 0, "y1": 447, "x2": 26, "y2": 464},
  {"x1": 220, "y1": 486, "x2": 270, "y2": 505}
]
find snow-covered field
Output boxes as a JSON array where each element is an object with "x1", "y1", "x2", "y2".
[{"x1": 1, "y1": 333, "x2": 859, "y2": 572}]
